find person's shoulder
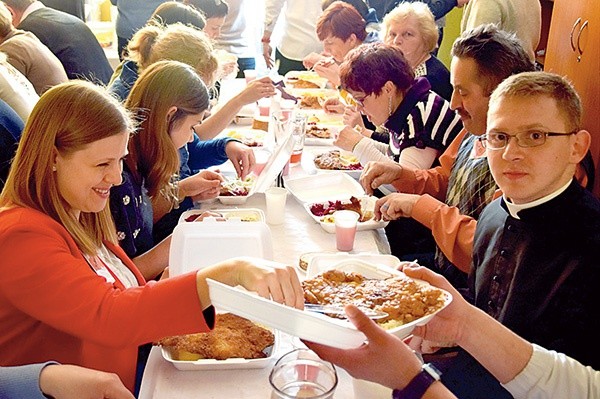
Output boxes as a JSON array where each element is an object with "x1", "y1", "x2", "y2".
[{"x1": 0, "y1": 207, "x2": 60, "y2": 235}]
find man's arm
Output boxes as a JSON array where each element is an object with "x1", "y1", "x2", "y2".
[{"x1": 391, "y1": 130, "x2": 468, "y2": 199}]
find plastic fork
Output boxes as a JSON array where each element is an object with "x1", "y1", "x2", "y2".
[{"x1": 304, "y1": 304, "x2": 389, "y2": 320}]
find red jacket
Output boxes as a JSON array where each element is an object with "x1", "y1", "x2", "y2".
[{"x1": 0, "y1": 207, "x2": 211, "y2": 391}]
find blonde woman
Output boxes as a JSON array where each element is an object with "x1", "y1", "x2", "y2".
[
  {"x1": 383, "y1": 2, "x2": 452, "y2": 100},
  {"x1": 0, "y1": 79, "x2": 302, "y2": 393}
]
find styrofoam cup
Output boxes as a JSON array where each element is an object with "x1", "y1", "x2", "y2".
[{"x1": 265, "y1": 187, "x2": 288, "y2": 225}]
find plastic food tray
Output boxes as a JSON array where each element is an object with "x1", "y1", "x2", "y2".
[{"x1": 285, "y1": 173, "x2": 364, "y2": 204}]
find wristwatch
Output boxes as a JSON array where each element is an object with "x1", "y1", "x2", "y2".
[{"x1": 392, "y1": 363, "x2": 442, "y2": 399}]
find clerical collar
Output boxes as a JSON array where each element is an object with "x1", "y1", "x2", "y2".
[{"x1": 504, "y1": 180, "x2": 572, "y2": 219}]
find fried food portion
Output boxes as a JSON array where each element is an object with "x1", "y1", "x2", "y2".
[
  {"x1": 158, "y1": 313, "x2": 275, "y2": 360},
  {"x1": 303, "y1": 270, "x2": 445, "y2": 327}
]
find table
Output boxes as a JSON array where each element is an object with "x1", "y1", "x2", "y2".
[{"x1": 139, "y1": 86, "x2": 392, "y2": 398}]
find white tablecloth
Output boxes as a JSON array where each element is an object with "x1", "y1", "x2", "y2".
[{"x1": 139, "y1": 92, "x2": 392, "y2": 398}]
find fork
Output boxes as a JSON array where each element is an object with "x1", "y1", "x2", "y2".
[{"x1": 304, "y1": 303, "x2": 389, "y2": 320}]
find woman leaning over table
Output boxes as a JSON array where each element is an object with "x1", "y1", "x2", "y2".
[
  {"x1": 108, "y1": 23, "x2": 269, "y2": 242},
  {"x1": 334, "y1": 42, "x2": 461, "y2": 171},
  {"x1": 110, "y1": 60, "x2": 225, "y2": 280},
  {"x1": 0, "y1": 80, "x2": 303, "y2": 393}
]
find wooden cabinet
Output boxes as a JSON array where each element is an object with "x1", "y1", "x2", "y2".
[{"x1": 544, "y1": 0, "x2": 600, "y2": 196}]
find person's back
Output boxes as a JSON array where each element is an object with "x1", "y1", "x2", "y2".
[
  {"x1": 0, "y1": 30, "x2": 68, "y2": 95},
  {"x1": 42, "y1": 0, "x2": 85, "y2": 20},
  {"x1": 0, "y1": 56, "x2": 38, "y2": 121},
  {"x1": 461, "y1": 0, "x2": 541, "y2": 61},
  {"x1": 18, "y1": 7, "x2": 113, "y2": 84}
]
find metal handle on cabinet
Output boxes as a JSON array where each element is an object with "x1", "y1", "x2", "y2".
[
  {"x1": 569, "y1": 17, "x2": 582, "y2": 52},
  {"x1": 577, "y1": 20, "x2": 589, "y2": 55}
]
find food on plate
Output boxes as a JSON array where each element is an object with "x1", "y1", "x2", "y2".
[
  {"x1": 158, "y1": 313, "x2": 275, "y2": 360},
  {"x1": 252, "y1": 117, "x2": 269, "y2": 132},
  {"x1": 287, "y1": 78, "x2": 321, "y2": 89},
  {"x1": 302, "y1": 270, "x2": 446, "y2": 328},
  {"x1": 184, "y1": 211, "x2": 260, "y2": 222},
  {"x1": 313, "y1": 150, "x2": 362, "y2": 171},
  {"x1": 184, "y1": 212, "x2": 225, "y2": 222},
  {"x1": 224, "y1": 129, "x2": 264, "y2": 147},
  {"x1": 219, "y1": 175, "x2": 255, "y2": 196},
  {"x1": 309, "y1": 196, "x2": 373, "y2": 222},
  {"x1": 299, "y1": 94, "x2": 324, "y2": 109},
  {"x1": 306, "y1": 123, "x2": 333, "y2": 139}
]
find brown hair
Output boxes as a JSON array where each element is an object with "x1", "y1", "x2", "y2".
[
  {"x1": 317, "y1": 1, "x2": 367, "y2": 42},
  {"x1": 340, "y1": 42, "x2": 414, "y2": 96},
  {"x1": 0, "y1": 81, "x2": 133, "y2": 254},
  {"x1": 124, "y1": 60, "x2": 209, "y2": 201},
  {"x1": 126, "y1": 23, "x2": 218, "y2": 86},
  {"x1": 452, "y1": 24, "x2": 535, "y2": 95},
  {"x1": 490, "y1": 71, "x2": 582, "y2": 132}
]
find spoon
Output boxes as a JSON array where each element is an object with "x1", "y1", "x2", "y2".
[{"x1": 304, "y1": 303, "x2": 389, "y2": 320}]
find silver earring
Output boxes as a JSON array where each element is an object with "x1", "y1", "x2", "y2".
[
  {"x1": 388, "y1": 96, "x2": 393, "y2": 116},
  {"x1": 52, "y1": 165, "x2": 57, "y2": 172}
]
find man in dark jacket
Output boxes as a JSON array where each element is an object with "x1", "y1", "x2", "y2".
[{"x1": 2, "y1": 0, "x2": 113, "y2": 84}]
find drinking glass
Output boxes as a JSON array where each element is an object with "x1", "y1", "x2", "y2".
[{"x1": 269, "y1": 348, "x2": 338, "y2": 399}]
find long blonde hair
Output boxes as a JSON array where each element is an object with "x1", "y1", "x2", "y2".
[
  {"x1": 0, "y1": 81, "x2": 134, "y2": 254},
  {"x1": 127, "y1": 22, "x2": 218, "y2": 86},
  {"x1": 124, "y1": 60, "x2": 209, "y2": 200}
]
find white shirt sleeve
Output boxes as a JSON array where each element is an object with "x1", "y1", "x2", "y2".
[
  {"x1": 397, "y1": 146, "x2": 439, "y2": 170},
  {"x1": 353, "y1": 138, "x2": 390, "y2": 165},
  {"x1": 263, "y1": 0, "x2": 286, "y2": 32},
  {"x1": 502, "y1": 344, "x2": 600, "y2": 399}
]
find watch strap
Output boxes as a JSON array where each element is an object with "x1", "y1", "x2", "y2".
[{"x1": 392, "y1": 363, "x2": 442, "y2": 399}]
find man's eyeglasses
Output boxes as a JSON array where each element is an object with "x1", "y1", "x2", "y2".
[{"x1": 479, "y1": 130, "x2": 577, "y2": 150}]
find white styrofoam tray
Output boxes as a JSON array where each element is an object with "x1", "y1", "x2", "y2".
[
  {"x1": 207, "y1": 279, "x2": 366, "y2": 349},
  {"x1": 160, "y1": 329, "x2": 279, "y2": 371},
  {"x1": 285, "y1": 173, "x2": 365, "y2": 204},
  {"x1": 169, "y1": 220, "x2": 273, "y2": 277},
  {"x1": 303, "y1": 196, "x2": 389, "y2": 233},
  {"x1": 207, "y1": 257, "x2": 452, "y2": 348},
  {"x1": 216, "y1": 132, "x2": 294, "y2": 205}
]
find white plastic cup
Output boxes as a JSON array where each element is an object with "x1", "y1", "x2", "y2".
[
  {"x1": 280, "y1": 99, "x2": 296, "y2": 121},
  {"x1": 244, "y1": 69, "x2": 257, "y2": 83},
  {"x1": 265, "y1": 187, "x2": 288, "y2": 225},
  {"x1": 333, "y1": 210, "x2": 360, "y2": 251},
  {"x1": 257, "y1": 97, "x2": 271, "y2": 117},
  {"x1": 269, "y1": 348, "x2": 338, "y2": 399}
]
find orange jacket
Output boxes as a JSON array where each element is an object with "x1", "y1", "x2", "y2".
[{"x1": 0, "y1": 207, "x2": 210, "y2": 392}]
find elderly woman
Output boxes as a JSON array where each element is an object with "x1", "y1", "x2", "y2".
[
  {"x1": 0, "y1": 80, "x2": 303, "y2": 393},
  {"x1": 334, "y1": 42, "x2": 461, "y2": 170},
  {"x1": 383, "y1": 1, "x2": 452, "y2": 100}
]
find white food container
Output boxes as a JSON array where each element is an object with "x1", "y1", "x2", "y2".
[
  {"x1": 169, "y1": 218, "x2": 273, "y2": 276},
  {"x1": 285, "y1": 173, "x2": 364, "y2": 203}
]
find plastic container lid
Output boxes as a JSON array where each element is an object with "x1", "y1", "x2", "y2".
[{"x1": 169, "y1": 219, "x2": 273, "y2": 276}]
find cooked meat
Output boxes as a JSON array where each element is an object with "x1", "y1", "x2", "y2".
[{"x1": 157, "y1": 313, "x2": 274, "y2": 360}]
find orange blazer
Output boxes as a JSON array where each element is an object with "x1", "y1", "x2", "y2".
[{"x1": 0, "y1": 207, "x2": 211, "y2": 391}]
